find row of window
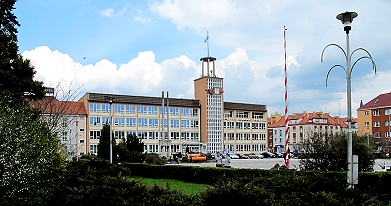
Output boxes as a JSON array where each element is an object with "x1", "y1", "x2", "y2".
[
  {"x1": 90, "y1": 103, "x2": 198, "y2": 116},
  {"x1": 224, "y1": 122, "x2": 266, "y2": 130},
  {"x1": 224, "y1": 133, "x2": 266, "y2": 141},
  {"x1": 235, "y1": 144, "x2": 267, "y2": 152},
  {"x1": 224, "y1": 111, "x2": 265, "y2": 119},
  {"x1": 90, "y1": 117, "x2": 199, "y2": 128},
  {"x1": 373, "y1": 132, "x2": 391, "y2": 138},
  {"x1": 364, "y1": 109, "x2": 391, "y2": 116},
  {"x1": 90, "y1": 130, "x2": 199, "y2": 140},
  {"x1": 367, "y1": 121, "x2": 390, "y2": 127}
]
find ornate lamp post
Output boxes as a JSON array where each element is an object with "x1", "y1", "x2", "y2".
[
  {"x1": 321, "y1": 11, "x2": 376, "y2": 188},
  {"x1": 108, "y1": 96, "x2": 113, "y2": 164}
]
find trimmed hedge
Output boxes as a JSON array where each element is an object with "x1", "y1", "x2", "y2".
[{"x1": 4, "y1": 160, "x2": 390, "y2": 205}]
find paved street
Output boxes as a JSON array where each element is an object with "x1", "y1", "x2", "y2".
[{"x1": 179, "y1": 158, "x2": 391, "y2": 171}]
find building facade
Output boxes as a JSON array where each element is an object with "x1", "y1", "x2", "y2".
[
  {"x1": 357, "y1": 92, "x2": 391, "y2": 153},
  {"x1": 268, "y1": 112, "x2": 343, "y2": 153}
]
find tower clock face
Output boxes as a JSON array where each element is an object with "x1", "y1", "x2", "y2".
[{"x1": 214, "y1": 87, "x2": 219, "y2": 94}]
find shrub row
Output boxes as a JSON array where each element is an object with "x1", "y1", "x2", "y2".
[{"x1": 3, "y1": 160, "x2": 391, "y2": 205}]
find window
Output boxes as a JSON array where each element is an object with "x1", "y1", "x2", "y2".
[
  {"x1": 80, "y1": 128, "x2": 85, "y2": 132},
  {"x1": 114, "y1": 118, "x2": 124, "y2": 126},
  {"x1": 170, "y1": 107, "x2": 179, "y2": 115},
  {"x1": 149, "y1": 118, "x2": 159, "y2": 127},
  {"x1": 364, "y1": 122, "x2": 370, "y2": 127},
  {"x1": 252, "y1": 112, "x2": 264, "y2": 119},
  {"x1": 102, "y1": 117, "x2": 110, "y2": 124},
  {"x1": 90, "y1": 103, "x2": 100, "y2": 112},
  {"x1": 259, "y1": 123, "x2": 266, "y2": 130},
  {"x1": 170, "y1": 119, "x2": 180, "y2": 127},
  {"x1": 373, "y1": 110, "x2": 380, "y2": 116},
  {"x1": 148, "y1": 106, "x2": 158, "y2": 114},
  {"x1": 385, "y1": 121, "x2": 389, "y2": 127},
  {"x1": 126, "y1": 118, "x2": 136, "y2": 126},
  {"x1": 181, "y1": 120, "x2": 189, "y2": 128},
  {"x1": 364, "y1": 111, "x2": 369, "y2": 116},
  {"x1": 374, "y1": 121, "x2": 380, "y2": 127},
  {"x1": 114, "y1": 131, "x2": 125, "y2": 139},
  {"x1": 138, "y1": 118, "x2": 148, "y2": 126},
  {"x1": 386, "y1": 109, "x2": 391, "y2": 115},
  {"x1": 224, "y1": 111, "x2": 232, "y2": 118},
  {"x1": 80, "y1": 139, "x2": 84, "y2": 143},
  {"x1": 101, "y1": 104, "x2": 111, "y2": 113},
  {"x1": 160, "y1": 107, "x2": 168, "y2": 114},
  {"x1": 138, "y1": 131, "x2": 147, "y2": 139},
  {"x1": 90, "y1": 131, "x2": 101, "y2": 139},
  {"x1": 138, "y1": 106, "x2": 147, "y2": 114},
  {"x1": 114, "y1": 104, "x2": 124, "y2": 113},
  {"x1": 90, "y1": 145, "x2": 98, "y2": 154},
  {"x1": 252, "y1": 123, "x2": 259, "y2": 129},
  {"x1": 386, "y1": 132, "x2": 391, "y2": 138},
  {"x1": 374, "y1": 132, "x2": 381, "y2": 138},
  {"x1": 90, "y1": 117, "x2": 100, "y2": 126},
  {"x1": 149, "y1": 132, "x2": 158, "y2": 139},
  {"x1": 236, "y1": 112, "x2": 249, "y2": 118},
  {"x1": 181, "y1": 108, "x2": 189, "y2": 116},
  {"x1": 125, "y1": 105, "x2": 136, "y2": 113}
]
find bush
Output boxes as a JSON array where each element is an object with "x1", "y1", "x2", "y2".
[{"x1": 145, "y1": 153, "x2": 166, "y2": 165}]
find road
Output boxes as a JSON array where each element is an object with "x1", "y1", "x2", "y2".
[{"x1": 179, "y1": 158, "x2": 391, "y2": 171}]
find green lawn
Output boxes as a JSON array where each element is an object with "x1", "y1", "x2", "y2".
[{"x1": 127, "y1": 176, "x2": 211, "y2": 195}]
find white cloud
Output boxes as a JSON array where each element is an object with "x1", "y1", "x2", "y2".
[{"x1": 99, "y1": 8, "x2": 114, "y2": 17}]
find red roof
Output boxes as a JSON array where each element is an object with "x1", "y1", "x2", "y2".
[
  {"x1": 358, "y1": 92, "x2": 391, "y2": 110},
  {"x1": 268, "y1": 112, "x2": 341, "y2": 128},
  {"x1": 32, "y1": 96, "x2": 87, "y2": 115}
]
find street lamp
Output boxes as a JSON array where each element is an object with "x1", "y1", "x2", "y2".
[
  {"x1": 321, "y1": 11, "x2": 376, "y2": 188},
  {"x1": 108, "y1": 96, "x2": 113, "y2": 164}
]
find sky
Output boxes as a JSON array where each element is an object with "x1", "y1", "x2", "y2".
[{"x1": 14, "y1": 0, "x2": 391, "y2": 117}]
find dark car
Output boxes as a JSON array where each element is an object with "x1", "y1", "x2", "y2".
[
  {"x1": 274, "y1": 152, "x2": 283, "y2": 158},
  {"x1": 205, "y1": 153, "x2": 215, "y2": 160},
  {"x1": 262, "y1": 152, "x2": 276, "y2": 158},
  {"x1": 237, "y1": 154, "x2": 248, "y2": 159}
]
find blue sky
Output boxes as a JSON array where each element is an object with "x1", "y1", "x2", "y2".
[{"x1": 15, "y1": 0, "x2": 391, "y2": 117}]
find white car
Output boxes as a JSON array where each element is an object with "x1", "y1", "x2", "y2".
[
  {"x1": 248, "y1": 153, "x2": 264, "y2": 159},
  {"x1": 230, "y1": 154, "x2": 239, "y2": 159}
]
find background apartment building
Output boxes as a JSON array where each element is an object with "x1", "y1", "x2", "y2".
[
  {"x1": 357, "y1": 92, "x2": 391, "y2": 153},
  {"x1": 268, "y1": 112, "x2": 343, "y2": 153}
]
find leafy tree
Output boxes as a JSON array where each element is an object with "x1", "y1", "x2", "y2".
[
  {"x1": 97, "y1": 123, "x2": 116, "y2": 160},
  {"x1": 0, "y1": 91, "x2": 66, "y2": 204},
  {"x1": 299, "y1": 132, "x2": 375, "y2": 172},
  {"x1": 115, "y1": 134, "x2": 145, "y2": 163},
  {"x1": 0, "y1": 0, "x2": 45, "y2": 101}
]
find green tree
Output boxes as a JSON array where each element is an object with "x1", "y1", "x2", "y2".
[
  {"x1": 0, "y1": 91, "x2": 66, "y2": 204},
  {"x1": 97, "y1": 123, "x2": 115, "y2": 160},
  {"x1": 299, "y1": 132, "x2": 375, "y2": 172},
  {"x1": 0, "y1": 0, "x2": 45, "y2": 101},
  {"x1": 115, "y1": 134, "x2": 145, "y2": 163}
]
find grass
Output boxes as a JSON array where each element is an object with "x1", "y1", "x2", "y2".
[{"x1": 127, "y1": 176, "x2": 211, "y2": 195}]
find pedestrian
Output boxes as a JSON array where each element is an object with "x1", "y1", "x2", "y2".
[
  {"x1": 271, "y1": 163, "x2": 280, "y2": 170},
  {"x1": 224, "y1": 153, "x2": 231, "y2": 168},
  {"x1": 169, "y1": 154, "x2": 173, "y2": 164},
  {"x1": 215, "y1": 152, "x2": 223, "y2": 167},
  {"x1": 177, "y1": 155, "x2": 182, "y2": 164}
]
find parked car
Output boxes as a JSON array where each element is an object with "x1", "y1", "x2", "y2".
[
  {"x1": 248, "y1": 153, "x2": 264, "y2": 159},
  {"x1": 237, "y1": 154, "x2": 248, "y2": 159},
  {"x1": 273, "y1": 152, "x2": 283, "y2": 158},
  {"x1": 262, "y1": 152, "x2": 276, "y2": 158},
  {"x1": 230, "y1": 154, "x2": 240, "y2": 159}
]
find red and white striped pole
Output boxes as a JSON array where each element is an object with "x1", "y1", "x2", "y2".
[{"x1": 284, "y1": 26, "x2": 290, "y2": 168}]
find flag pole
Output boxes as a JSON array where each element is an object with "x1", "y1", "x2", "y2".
[
  {"x1": 284, "y1": 26, "x2": 290, "y2": 168},
  {"x1": 207, "y1": 30, "x2": 210, "y2": 57}
]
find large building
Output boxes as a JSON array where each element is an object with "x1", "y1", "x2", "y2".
[
  {"x1": 78, "y1": 56, "x2": 268, "y2": 156},
  {"x1": 357, "y1": 92, "x2": 391, "y2": 152}
]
